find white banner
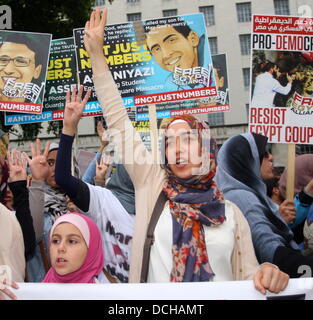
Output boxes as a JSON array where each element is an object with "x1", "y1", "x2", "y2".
[{"x1": 8, "y1": 278, "x2": 313, "y2": 300}]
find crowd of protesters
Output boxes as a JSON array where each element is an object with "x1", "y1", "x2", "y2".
[{"x1": 1, "y1": 8, "x2": 313, "y2": 300}]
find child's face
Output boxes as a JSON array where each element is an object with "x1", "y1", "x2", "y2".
[{"x1": 50, "y1": 222, "x2": 88, "y2": 276}]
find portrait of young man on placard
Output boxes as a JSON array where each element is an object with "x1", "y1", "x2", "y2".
[
  {"x1": 144, "y1": 15, "x2": 215, "y2": 92},
  {"x1": 0, "y1": 31, "x2": 51, "y2": 105}
]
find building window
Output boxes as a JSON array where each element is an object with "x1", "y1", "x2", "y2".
[
  {"x1": 239, "y1": 34, "x2": 251, "y2": 55},
  {"x1": 199, "y1": 6, "x2": 215, "y2": 26},
  {"x1": 163, "y1": 9, "x2": 177, "y2": 17},
  {"x1": 207, "y1": 112, "x2": 224, "y2": 126},
  {"x1": 246, "y1": 103, "x2": 250, "y2": 117},
  {"x1": 94, "y1": 0, "x2": 105, "y2": 6},
  {"x1": 300, "y1": 144, "x2": 313, "y2": 154},
  {"x1": 236, "y1": 2, "x2": 251, "y2": 22},
  {"x1": 243, "y1": 68, "x2": 250, "y2": 88},
  {"x1": 208, "y1": 37, "x2": 218, "y2": 55},
  {"x1": 127, "y1": 12, "x2": 141, "y2": 21},
  {"x1": 274, "y1": 0, "x2": 290, "y2": 15}
]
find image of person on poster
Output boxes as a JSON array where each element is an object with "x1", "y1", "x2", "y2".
[
  {"x1": 196, "y1": 54, "x2": 229, "y2": 108},
  {"x1": 273, "y1": 54, "x2": 299, "y2": 107},
  {"x1": 213, "y1": 63, "x2": 227, "y2": 103},
  {"x1": 0, "y1": 33, "x2": 50, "y2": 104},
  {"x1": 144, "y1": 17, "x2": 214, "y2": 92},
  {"x1": 251, "y1": 60, "x2": 294, "y2": 108}
]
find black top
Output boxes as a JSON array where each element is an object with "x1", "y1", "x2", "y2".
[
  {"x1": 9, "y1": 180, "x2": 36, "y2": 261},
  {"x1": 55, "y1": 133, "x2": 90, "y2": 212}
]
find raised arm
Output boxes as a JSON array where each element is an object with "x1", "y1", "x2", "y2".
[
  {"x1": 55, "y1": 86, "x2": 92, "y2": 212},
  {"x1": 84, "y1": 8, "x2": 157, "y2": 186},
  {"x1": 7, "y1": 149, "x2": 36, "y2": 261},
  {"x1": 25, "y1": 139, "x2": 50, "y2": 241}
]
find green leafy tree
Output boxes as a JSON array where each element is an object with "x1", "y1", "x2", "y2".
[{"x1": 0, "y1": 0, "x2": 95, "y2": 140}]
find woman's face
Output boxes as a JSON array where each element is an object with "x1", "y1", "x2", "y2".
[
  {"x1": 46, "y1": 150, "x2": 58, "y2": 188},
  {"x1": 165, "y1": 121, "x2": 202, "y2": 179},
  {"x1": 261, "y1": 153, "x2": 274, "y2": 181},
  {"x1": 50, "y1": 222, "x2": 88, "y2": 276}
]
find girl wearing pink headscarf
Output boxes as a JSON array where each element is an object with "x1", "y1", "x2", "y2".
[
  {"x1": 43, "y1": 212, "x2": 104, "y2": 283},
  {"x1": 1, "y1": 212, "x2": 105, "y2": 299}
]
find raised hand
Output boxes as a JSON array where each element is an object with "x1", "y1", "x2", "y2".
[
  {"x1": 7, "y1": 149, "x2": 27, "y2": 183},
  {"x1": 84, "y1": 7, "x2": 107, "y2": 56},
  {"x1": 24, "y1": 138, "x2": 50, "y2": 182},
  {"x1": 62, "y1": 85, "x2": 92, "y2": 136},
  {"x1": 95, "y1": 153, "x2": 110, "y2": 182},
  {"x1": 287, "y1": 74, "x2": 295, "y2": 83},
  {"x1": 97, "y1": 121, "x2": 105, "y2": 141}
]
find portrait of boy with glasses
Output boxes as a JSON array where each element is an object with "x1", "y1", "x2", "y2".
[{"x1": 0, "y1": 32, "x2": 51, "y2": 105}]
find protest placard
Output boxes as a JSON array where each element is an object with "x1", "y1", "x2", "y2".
[
  {"x1": 135, "y1": 53, "x2": 231, "y2": 120},
  {"x1": 73, "y1": 13, "x2": 217, "y2": 114},
  {"x1": 4, "y1": 37, "x2": 103, "y2": 125},
  {"x1": 44, "y1": 37, "x2": 78, "y2": 121},
  {"x1": 249, "y1": 14, "x2": 313, "y2": 145},
  {"x1": 0, "y1": 30, "x2": 51, "y2": 115}
]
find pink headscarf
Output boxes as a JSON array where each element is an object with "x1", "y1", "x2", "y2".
[{"x1": 43, "y1": 212, "x2": 104, "y2": 283}]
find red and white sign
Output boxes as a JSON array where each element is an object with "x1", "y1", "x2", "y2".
[{"x1": 249, "y1": 14, "x2": 313, "y2": 144}]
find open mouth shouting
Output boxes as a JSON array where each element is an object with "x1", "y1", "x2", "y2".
[
  {"x1": 175, "y1": 158, "x2": 188, "y2": 168},
  {"x1": 55, "y1": 257, "x2": 68, "y2": 267}
]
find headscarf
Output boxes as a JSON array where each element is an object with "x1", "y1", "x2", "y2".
[
  {"x1": 106, "y1": 164, "x2": 135, "y2": 215},
  {"x1": 161, "y1": 115, "x2": 225, "y2": 282},
  {"x1": 44, "y1": 144, "x2": 68, "y2": 222},
  {"x1": 216, "y1": 132, "x2": 270, "y2": 194},
  {"x1": 43, "y1": 212, "x2": 104, "y2": 283},
  {"x1": 44, "y1": 184, "x2": 68, "y2": 222},
  {"x1": 279, "y1": 154, "x2": 313, "y2": 198},
  {"x1": 216, "y1": 133, "x2": 294, "y2": 248}
]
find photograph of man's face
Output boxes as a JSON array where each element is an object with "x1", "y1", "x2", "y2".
[
  {"x1": 145, "y1": 25, "x2": 200, "y2": 73},
  {"x1": 0, "y1": 41, "x2": 42, "y2": 102}
]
